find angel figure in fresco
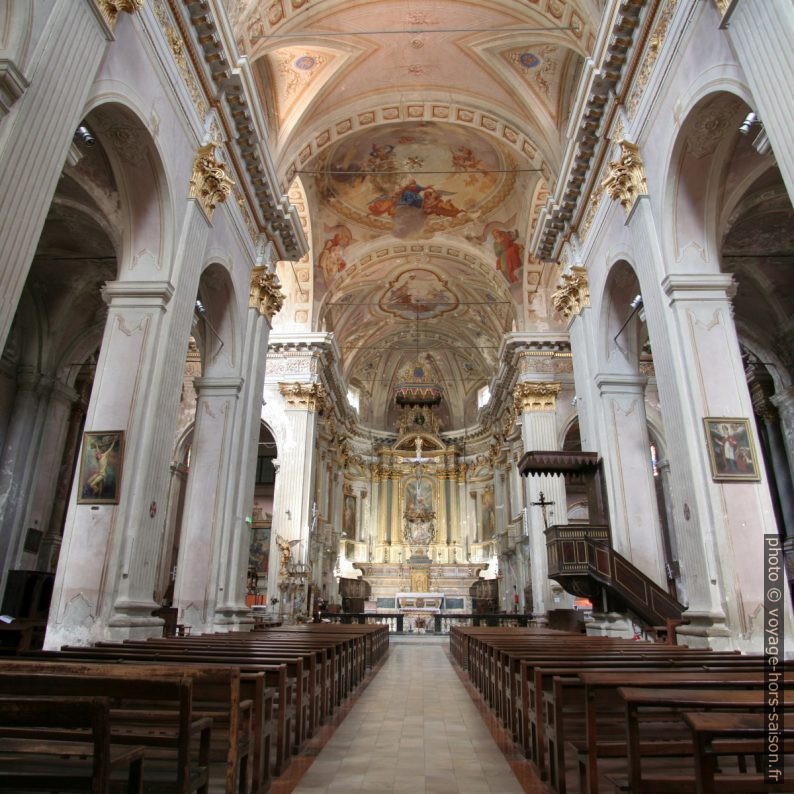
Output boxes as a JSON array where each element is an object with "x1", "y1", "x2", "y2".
[
  {"x1": 451, "y1": 145, "x2": 488, "y2": 184},
  {"x1": 492, "y1": 228, "x2": 524, "y2": 283},
  {"x1": 318, "y1": 225, "x2": 353, "y2": 284}
]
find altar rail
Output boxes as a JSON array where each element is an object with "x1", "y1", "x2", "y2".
[{"x1": 319, "y1": 613, "x2": 530, "y2": 633}]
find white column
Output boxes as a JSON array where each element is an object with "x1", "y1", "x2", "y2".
[
  {"x1": 0, "y1": 371, "x2": 52, "y2": 589},
  {"x1": 514, "y1": 381, "x2": 567, "y2": 624},
  {"x1": 173, "y1": 376, "x2": 242, "y2": 633},
  {"x1": 214, "y1": 288, "x2": 275, "y2": 627},
  {"x1": 266, "y1": 382, "x2": 321, "y2": 613},
  {"x1": 46, "y1": 200, "x2": 212, "y2": 648},
  {"x1": 723, "y1": 0, "x2": 794, "y2": 201},
  {"x1": 595, "y1": 372, "x2": 666, "y2": 587},
  {"x1": 0, "y1": 0, "x2": 113, "y2": 351},
  {"x1": 629, "y1": 195, "x2": 791, "y2": 649}
]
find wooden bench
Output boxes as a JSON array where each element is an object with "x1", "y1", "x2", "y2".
[
  {"x1": 607, "y1": 687, "x2": 794, "y2": 793},
  {"x1": 0, "y1": 673, "x2": 210, "y2": 793},
  {"x1": 0, "y1": 696, "x2": 146, "y2": 793},
  {"x1": 685, "y1": 711, "x2": 794, "y2": 794}
]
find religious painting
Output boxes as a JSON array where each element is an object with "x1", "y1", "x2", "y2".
[
  {"x1": 379, "y1": 269, "x2": 459, "y2": 320},
  {"x1": 249, "y1": 526, "x2": 271, "y2": 575},
  {"x1": 481, "y1": 487, "x2": 497, "y2": 540},
  {"x1": 703, "y1": 417, "x2": 760, "y2": 481},
  {"x1": 405, "y1": 478, "x2": 433, "y2": 515},
  {"x1": 318, "y1": 122, "x2": 511, "y2": 240},
  {"x1": 342, "y1": 494, "x2": 357, "y2": 538},
  {"x1": 77, "y1": 431, "x2": 124, "y2": 504},
  {"x1": 467, "y1": 216, "x2": 525, "y2": 286}
]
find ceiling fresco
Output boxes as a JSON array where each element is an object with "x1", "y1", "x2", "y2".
[{"x1": 224, "y1": 0, "x2": 600, "y2": 430}]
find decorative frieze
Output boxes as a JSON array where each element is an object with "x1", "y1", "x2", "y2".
[
  {"x1": 189, "y1": 144, "x2": 234, "y2": 220},
  {"x1": 249, "y1": 267, "x2": 284, "y2": 321},
  {"x1": 513, "y1": 382, "x2": 561, "y2": 413},
  {"x1": 97, "y1": 0, "x2": 142, "y2": 29},
  {"x1": 278, "y1": 382, "x2": 327, "y2": 412},
  {"x1": 602, "y1": 140, "x2": 648, "y2": 215},
  {"x1": 551, "y1": 266, "x2": 590, "y2": 319}
]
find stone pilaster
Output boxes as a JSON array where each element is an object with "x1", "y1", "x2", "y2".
[
  {"x1": 772, "y1": 386, "x2": 794, "y2": 491},
  {"x1": 173, "y1": 377, "x2": 243, "y2": 633},
  {"x1": 0, "y1": 0, "x2": 111, "y2": 352},
  {"x1": 628, "y1": 196, "x2": 791, "y2": 650},
  {"x1": 46, "y1": 199, "x2": 211, "y2": 648},
  {"x1": 723, "y1": 0, "x2": 794, "y2": 201},
  {"x1": 595, "y1": 372, "x2": 666, "y2": 587},
  {"x1": 513, "y1": 381, "x2": 567, "y2": 624}
]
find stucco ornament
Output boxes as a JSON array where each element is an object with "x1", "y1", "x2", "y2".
[
  {"x1": 601, "y1": 139, "x2": 648, "y2": 215},
  {"x1": 249, "y1": 267, "x2": 285, "y2": 321},
  {"x1": 278, "y1": 382, "x2": 327, "y2": 412},
  {"x1": 513, "y1": 381, "x2": 561, "y2": 413},
  {"x1": 97, "y1": 0, "x2": 143, "y2": 29},
  {"x1": 189, "y1": 144, "x2": 234, "y2": 220},
  {"x1": 551, "y1": 266, "x2": 590, "y2": 319}
]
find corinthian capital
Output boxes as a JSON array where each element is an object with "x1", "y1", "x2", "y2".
[
  {"x1": 97, "y1": 0, "x2": 143, "y2": 29},
  {"x1": 278, "y1": 382, "x2": 327, "y2": 412},
  {"x1": 602, "y1": 139, "x2": 648, "y2": 215},
  {"x1": 551, "y1": 266, "x2": 590, "y2": 320},
  {"x1": 190, "y1": 144, "x2": 234, "y2": 220},
  {"x1": 249, "y1": 267, "x2": 285, "y2": 321},
  {"x1": 513, "y1": 381, "x2": 561, "y2": 413}
]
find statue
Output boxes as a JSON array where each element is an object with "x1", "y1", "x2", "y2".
[{"x1": 276, "y1": 534, "x2": 300, "y2": 575}]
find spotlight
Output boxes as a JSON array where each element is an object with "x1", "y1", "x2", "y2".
[
  {"x1": 75, "y1": 123, "x2": 96, "y2": 146},
  {"x1": 629, "y1": 294, "x2": 643, "y2": 311},
  {"x1": 738, "y1": 111, "x2": 757, "y2": 135}
]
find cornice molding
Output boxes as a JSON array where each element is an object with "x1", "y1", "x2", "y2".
[{"x1": 513, "y1": 381, "x2": 562, "y2": 413}]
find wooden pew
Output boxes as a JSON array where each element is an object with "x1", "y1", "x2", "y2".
[
  {"x1": 0, "y1": 696, "x2": 146, "y2": 793},
  {"x1": 0, "y1": 671, "x2": 210, "y2": 793},
  {"x1": 611, "y1": 687, "x2": 794, "y2": 793},
  {"x1": 685, "y1": 712, "x2": 794, "y2": 794}
]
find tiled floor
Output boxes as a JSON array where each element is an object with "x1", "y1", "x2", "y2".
[{"x1": 280, "y1": 635, "x2": 546, "y2": 794}]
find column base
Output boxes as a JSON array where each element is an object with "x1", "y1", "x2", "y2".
[
  {"x1": 529, "y1": 611, "x2": 549, "y2": 627},
  {"x1": 675, "y1": 611, "x2": 733, "y2": 650},
  {"x1": 586, "y1": 611, "x2": 635, "y2": 639},
  {"x1": 213, "y1": 604, "x2": 255, "y2": 632},
  {"x1": 106, "y1": 599, "x2": 165, "y2": 641}
]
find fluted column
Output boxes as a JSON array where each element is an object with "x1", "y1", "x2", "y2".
[
  {"x1": 514, "y1": 381, "x2": 567, "y2": 624},
  {"x1": 214, "y1": 263, "x2": 282, "y2": 626},
  {"x1": 772, "y1": 386, "x2": 794, "y2": 484},
  {"x1": 0, "y1": 371, "x2": 52, "y2": 591},
  {"x1": 720, "y1": 0, "x2": 794, "y2": 201},
  {"x1": 267, "y1": 382, "x2": 322, "y2": 609},
  {"x1": 595, "y1": 373, "x2": 666, "y2": 587},
  {"x1": 0, "y1": 0, "x2": 118, "y2": 352}
]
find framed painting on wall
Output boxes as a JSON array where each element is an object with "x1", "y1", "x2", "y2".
[
  {"x1": 77, "y1": 431, "x2": 124, "y2": 504},
  {"x1": 703, "y1": 417, "x2": 760, "y2": 481}
]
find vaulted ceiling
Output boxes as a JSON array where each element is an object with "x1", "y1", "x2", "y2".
[{"x1": 224, "y1": 0, "x2": 602, "y2": 430}]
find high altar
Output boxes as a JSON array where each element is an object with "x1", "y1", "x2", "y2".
[{"x1": 340, "y1": 363, "x2": 497, "y2": 613}]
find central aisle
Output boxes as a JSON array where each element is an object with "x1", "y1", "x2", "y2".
[{"x1": 292, "y1": 636, "x2": 530, "y2": 793}]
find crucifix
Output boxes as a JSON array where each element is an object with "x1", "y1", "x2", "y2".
[
  {"x1": 410, "y1": 436, "x2": 431, "y2": 487},
  {"x1": 531, "y1": 491, "x2": 555, "y2": 530}
]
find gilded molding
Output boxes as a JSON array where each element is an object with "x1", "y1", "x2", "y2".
[
  {"x1": 713, "y1": 0, "x2": 730, "y2": 15},
  {"x1": 551, "y1": 266, "x2": 590, "y2": 319},
  {"x1": 97, "y1": 0, "x2": 143, "y2": 29},
  {"x1": 602, "y1": 140, "x2": 648, "y2": 215},
  {"x1": 278, "y1": 382, "x2": 327, "y2": 412},
  {"x1": 513, "y1": 382, "x2": 561, "y2": 413},
  {"x1": 190, "y1": 144, "x2": 234, "y2": 219},
  {"x1": 249, "y1": 267, "x2": 285, "y2": 321}
]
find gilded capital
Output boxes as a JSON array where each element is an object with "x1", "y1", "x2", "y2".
[
  {"x1": 713, "y1": 0, "x2": 730, "y2": 15},
  {"x1": 249, "y1": 266, "x2": 285, "y2": 321},
  {"x1": 551, "y1": 266, "x2": 590, "y2": 319},
  {"x1": 601, "y1": 139, "x2": 648, "y2": 215},
  {"x1": 190, "y1": 144, "x2": 234, "y2": 220},
  {"x1": 513, "y1": 381, "x2": 561, "y2": 413},
  {"x1": 278, "y1": 382, "x2": 326, "y2": 412},
  {"x1": 97, "y1": 0, "x2": 143, "y2": 29}
]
